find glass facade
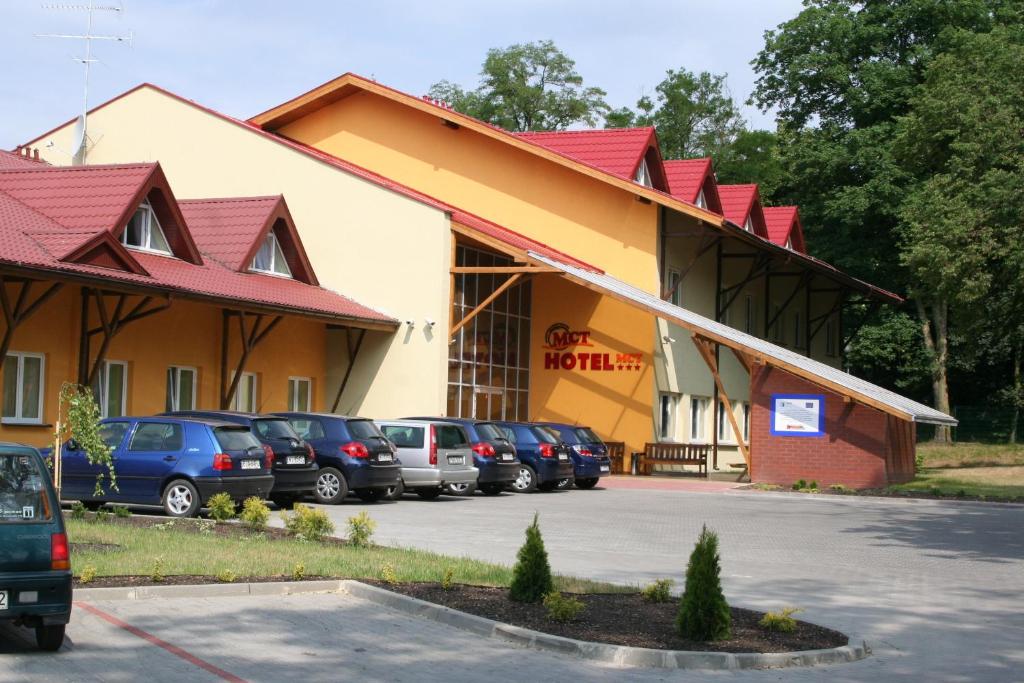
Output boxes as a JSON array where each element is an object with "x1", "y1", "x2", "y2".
[{"x1": 448, "y1": 246, "x2": 531, "y2": 421}]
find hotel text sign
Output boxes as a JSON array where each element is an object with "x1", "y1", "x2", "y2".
[{"x1": 542, "y1": 323, "x2": 643, "y2": 372}]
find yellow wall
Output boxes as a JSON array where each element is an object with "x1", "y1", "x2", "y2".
[
  {"x1": 276, "y1": 91, "x2": 662, "y2": 292},
  {"x1": 0, "y1": 282, "x2": 325, "y2": 447},
  {"x1": 30, "y1": 86, "x2": 448, "y2": 419}
]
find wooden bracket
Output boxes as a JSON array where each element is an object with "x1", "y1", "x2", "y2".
[
  {"x1": 219, "y1": 310, "x2": 283, "y2": 409},
  {"x1": 331, "y1": 327, "x2": 368, "y2": 413},
  {"x1": 692, "y1": 335, "x2": 752, "y2": 473},
  {"x1": 0, "y1": 277, "x2": 64, "y2": 361},
  {"x1": 449, "y1": 272, "x2": 524, "y2": 340},
  {"x1": 79, "y1": 289, "x2": 171, "y2": 386}
]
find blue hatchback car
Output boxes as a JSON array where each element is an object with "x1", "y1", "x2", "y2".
[
  {"x1": 60, "y1": 417, "x2": 274, "y2": 518},
  {"x1": 404, "y1": 417, "x2": 520, "y2": 495},
  {"x1": 492, "y1": 421, "x2": 573, "y2": 493},
  {"x1": 272, "y1": 412, "x2": 401, "y2": 504},
  {"x1": 535, "y1": 423, "x2": 612, "y2": 489}
]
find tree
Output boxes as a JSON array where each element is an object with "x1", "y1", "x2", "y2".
[
  {"x1": 508, "y1": 513, "x2": 553, "y2": 602},
  {"x1": 428, "y1": 40, "x2": 609, "y2": 132},
  {"x1": 677, "y1": 525, "x2": 730, "y2": 641},
  {"x1": 714, "y1": 129, "x2": 785, "y2": 200}
]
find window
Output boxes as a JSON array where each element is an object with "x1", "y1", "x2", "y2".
[
  {"x1": 689, "y1": 397, "x2": 709, "y2": 442},
  {"x1": 695, "y1": 189, "x2": 707, "y2": 210},
  {"x1": 0, "y1": 451, "x2": 53, "y2": 524},
  {"x1": 380, "y1": 425, "x2": 424, "y2": 449},
  {"x1": 826, "y1": 316, "x2": 839, "y2": 357},
  {"x1": 745, "y1": 295, "x2": 756, "y2": 334},
  {"x1": 288, "y1": 418, "x2": 325, "y2": 441},
  {"x1": 634, "y1": 159, "x2": 652, "y2": 187},
  {"x1": 659, "y1": 393, "x2": 679, "y2": 441},
  {"x1": 252, "y1": 418, "x2": 298, "y2": 440},
  {"x1": 213, "y1": 427, "x2": 262, "y2": 452},
  {"x1": 717, "y1": 402, "x2": 731, "y2": 442},
  {"x1": 2, "y1": 352, "x2": 44, "y2": 424},
  {"x1": 744, "y1": 216, "x2": 754, "y2": 232},
  {"x1": 92, "y1": 360, "x2": 126, "y2": 418},
  {"x1": 121, "y1": 201, "x2": 171, "y2": 254},
  {"x1": 128, "y1": 422, "x2": 184, "y2": 451},
  {"x1": 99, "y1": 422, "x2": 130, "y2": 449},
  {"x1": 251, "y1": 231, "x2": 292, "y2": 277},
  {"x1": 666, "y1": 269, "x2": 681, "y2": 306},
  {"x1": 437, "y1": 425, "x2": 469, "y2": 449},
  {"x1": 232, "y1": 372, "x2": 257, "y2": 412},
  {"x1": 165, "y1": 366, "x2": 196, "y2": 412},
  {"x1": 793, "y1": 311, "x2": 803, "y2": 348},
  {"x1": 742, "y1": 403, "x2": 751, "y2": 442},
  {"x1": 288, "y1": 377, "x2": 311, "y2": 412}
]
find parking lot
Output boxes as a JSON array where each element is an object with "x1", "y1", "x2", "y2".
[{"x1": 1, "y1": 483, "x2": 1022, "y2": 682}]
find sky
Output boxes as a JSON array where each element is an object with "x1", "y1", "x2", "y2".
[{"x1": 0, "y1": 0, "x2": 804, "y2": 149}]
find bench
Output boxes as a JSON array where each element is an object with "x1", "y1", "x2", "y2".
[
  {"x1": 604, "y1": 442, "x2": 626, "y2": 474},
  {"x1": 638, "y1": 442, "x2": 709, "y2": 477}
]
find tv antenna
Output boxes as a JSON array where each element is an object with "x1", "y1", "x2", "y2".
[{"x1": 35, "y1": 2, "x2": 133, "y2": 165}]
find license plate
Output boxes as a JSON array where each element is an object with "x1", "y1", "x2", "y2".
[
  {"x1": 0, "y1": 591, "x2": 7, "y2": 611},
  {"x1": 377, "y1": 453, "x2": 393, "y2": 462},
  {"x1": 558, "y1": 453, "x2": 569, "y2": 461},
  {"x1": 500, "y1": 453, "x2": 514, "y2": 461},
  {"x1": 241, "y1": 460, "x2": 260, "y2": 470},
  {"x1": 447, "y1": 455, "x2": 464, "y2": 465},
  {"x1": 600, "y1": 466, "x2": 610, "y2": 473},
  {"x1": 286, "y1": 456, "x2": 305, "y2": 465}
]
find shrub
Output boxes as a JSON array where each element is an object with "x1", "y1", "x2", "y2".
[
  {"x1": 292, "y1": 563, "x2": 306, "y2": 581},
  {"x1": 543, "y1": 591, "x2": 585, "y2": 623},
  {"x1": 70, "y1": 501, "x2": 86, "y2": 520},
  {"x1": 207, "y1": 493, "x2": 236, "y2": 522},
  {"x1": 792, "y1": 479, "x2": 807, "y2": 491},
  {"x1": 441, "y1": 567, "x2": 455, "y2": 591},
  {"x1": 829, "y1": 484, "x2": 849, "y2": 494},
  {"x1": 508, "y1": 513, "x2": 553, "y2": 603},
  {"x1": 641, "y1": 578, "x2": 673, "y2": 603},
  {"x1": 379, "y1": 562, "x2": 398, "y2": 585},
  {"x1": 95, "y1": 509, "x2": 110, "y2": 523},
  {"x1": 759, "y1": 607, "x2": 801, "y2": 633},
  {"x1": 677, "y1": 525, "x2": 731, "y2": 641},
  {"x1": 150, "y1": 557, "x2": 165, "y2": 583},
  {"x1": 216, "y1": 570, "x2": 237, "y2": 583},
  {"x1": 78, "y1": 565, "x2": 97, "y2": 584},
  {"x1": 914, "y1": 451, "x2": 925, "y2": 473},
  {"x1": 281, "y1": 504, "x2": 335, "y2": 542},
  {"x1": 240, "y1": 496, "x2": 270, "y2": 531},
  {"x1": 112, "y1": 505, "x2": 131, "y2": 518},
  {"x1": 808, "y1": 480, "x2": 819, "y2": 491},
  {"x1": 346, "y1": 510, "x2": 376, "y2": 548}
]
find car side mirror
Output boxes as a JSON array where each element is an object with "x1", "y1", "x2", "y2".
[{"x1": 66, "y1": 439, "x2": 80, "y2": 451}]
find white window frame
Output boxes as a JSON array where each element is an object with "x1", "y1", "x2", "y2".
[
  {"x1": 689, "y1": 396, "x2": 709, "y2": 443},
  {"x1": 121, "y1": 200, "x2": 172, "y2": 255},
  {"x1": 94, "y1": 360, "x2": 128, "y2": 418},
  {"x1": 232, "y1": 372, "x2": 257, "y2": 413},
  {"x1": 288, "y1": 376, "x2": 312, "y2": 412},
  {"x1": 634, "y1": 158, "x2": 652, "y2": 187},
  {"x1": 742, "y1": 402, "x2": 751, "y2": 442},
  {"x1": 2, "y1": 352, "x2": 45, "y2": 425},
  {"x1": 744, "y1": 216, "x2": 754, "y2": 233},
  {"x1": 250, "y1": 231, "x2": 293, "y2": 278},
  {"x1": 166, "y1": 366, "x2": 197, "y2": 412},
  {"x1": 658, "y1": 393, "x2": 679, "y2": 441},
  {"x1": 666, "y1": 268, "x2": 681, "y2": 306},
  {"x1": 695, "y1": 188, "x2": 707, "y2": 209}
]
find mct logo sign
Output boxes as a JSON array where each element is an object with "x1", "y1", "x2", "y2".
[
  {"x1": 542, "y1": 323, "x2": 643, "y2": 372},
  {"x1": 543, "y1": 323, "x2": 593, "y2": 351}
]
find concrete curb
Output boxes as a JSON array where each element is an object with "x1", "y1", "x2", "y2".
[
  {"x1": 340, "y1": 581, "x2": 870, "y2": 670},
  {"x1": 75, "y1": 579, "x2": 346, "y2": 602},
  {"x1": 733, "y1": 488, "x2": 1024, "y2": 508}
]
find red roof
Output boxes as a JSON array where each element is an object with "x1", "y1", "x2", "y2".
[
  {"x1": 0, "y1": 162, "x2": 395, "y2": 326},
  {"x1": 763, "y1": 206, "x2": 806, "y2": 253},
  {"x1": 663, "y1": 159, "x2": 722, "y2": 214},
  {"x1": 0, "y1": 150, "x2": 46, "y2": 170},
  {"x1": 717, "y1": 184, "x2": 769, "y2": 238},
  {"x1": 515, "y1": 128, "x2": 656, "y2": 181}
]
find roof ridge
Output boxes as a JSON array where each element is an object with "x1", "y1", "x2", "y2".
[
  {"x1": 515, "y1": 127, "x2": 655, "y2": 136},
  {"x1": 0, "y1": 161, "x2": 157, "y2": 175},
  {"x1": 178, "y1": 195, "x2": 283, "y2": 205}
]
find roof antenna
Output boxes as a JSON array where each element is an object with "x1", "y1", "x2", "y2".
[{"x1": 35, "y1": 2, "x2": 133, "y2": 165}]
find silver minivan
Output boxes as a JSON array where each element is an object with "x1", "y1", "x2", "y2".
[{"x1": 374, "y1": 420, "x2": 479, "y2": 499}]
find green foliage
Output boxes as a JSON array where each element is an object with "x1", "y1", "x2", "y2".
[
  {"x1": 150, "y1": 557, "x2": 165, "y2": 583},
  {"x1": 95, "y1": 509, "x2": 110, "y2": 523},
  {"x1": 509, "y1": 513, "x2": 553, "y2": 603},
  {"x1": 70, "y1": 501, "x2": 86, "y2": 520},
  {"x1": 206, "y1": 493, "x2": 236, "y2": 522},
  {"x1": 281, "y1": 504, "x2": 335, "y2": 542},
  {"x1": 441, "y1": 566, "x2": 455, "y2": 591},
  {"x1": 78, "y1": 565, "x2": 97, "y2": 584},
  {"x1": 379, "y1": 562, "x2": 397, "y2": 585},
  {"x1": 829, "y1": 484, "x2": 850, "y2": 494},
  {"x1": 292, "y1": 563, "x2": 306, "y2": 581},
  {"x1": 641, "y1": 578, "x2": 673, "y2": 603},
  {"x1": 239, "y1": 496, "x2": 270, "y2": 531},
  {"x1": 58, "y1": 384, "x2": 116, "y2": 497},
  {"x1": 542, "y1": 591, "x2": 585, "y2": 623},
  {"x1": 677, "y1": 525, "x2": 731, "y2": 641},
  {"x1": 792, "y1": 479, "x2": 807, "y2": 491},
  {"x1": 346, "y1": 510, "x2": 376, "y2": 548},
  {"x1": 759, "y1": 607, "x2": 801, "y2": 633},
  {"x1": 216, "y1": 569, "x2": 236, "y2": 583},
  {"x1": 112, "y1": 505, "x2": 131, "y2": 519},
  {"x1": 428, "y1": 40, "x2": 609, "y2": 131}
]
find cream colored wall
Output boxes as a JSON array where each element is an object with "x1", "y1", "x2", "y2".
[{"x1": 32, "y1": 87, "x2": 450, "y2": 419}]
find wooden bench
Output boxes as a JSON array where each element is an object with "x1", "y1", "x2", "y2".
[
  {"x1": 604, "y1": 442, "x2": 626, "y2": 474},
  {"x1": 638, "y1": 442, "x2": 709, "y2": 477}
]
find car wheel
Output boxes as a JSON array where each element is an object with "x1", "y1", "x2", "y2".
[
  {"x1": 444, "y1": 482, "x2": 476, "y2": 496},
  {"x1": 354, "y1": 488, "x2": 383, "y2": 502},
  {"x1": 35, "y1": 624, "x2": 65, "y2": 652},
  {"x1": 479, "y1": 483, "x2": 505, "y2": 496},
  {"x1": 313, "y1": 467, "x2": 349, "y2": 505},
  {"x1": 270, "y1": 494, "x2": 297, "y2": 510},
  {"x1": 415, "y1": 487, "x2": 443, "y2": 500},
  {"x1": 82, "y1": 501, "x2": 104, "y2": 511},
  {"x1": 557, "y1": 478, "x2": 573, "y2": 490},
  {"x1": 537, "y1": 480, "x2": 559, "y2": 492},
  {"x1": 574, "y1": 477, "x2": 599, "y2": 490},
  {"x1": 511, "y1": 465, "x2": 538, "y2": 493},
  {"x1": 162, "y1": 479, "x2": 200, "y2": 518},
  {"x1": 383, "y1": 480, "x2": 405, "y2": 500}
]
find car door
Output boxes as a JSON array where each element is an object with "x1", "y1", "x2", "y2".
[
  {"x1": 60, "y1": 420, "x2": 131, "y2": 500},
  {"x1": 116, "y1": 421, "x2": 185, "y2": 503},
  {"x1": 435, "y1": 424, "x2": 472, "y2": 473}
]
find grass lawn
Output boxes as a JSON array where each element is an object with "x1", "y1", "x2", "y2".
[
  {"x1": 66, "y1": 518, "x2": 630, "y2": 593},
  {"x1": 889, "y1": 442, "x2": 1024, "y2": 500}
]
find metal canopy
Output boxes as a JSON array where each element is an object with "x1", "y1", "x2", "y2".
[{"x1": 528, "y1": 252, "x2": 957, "y2": 426}]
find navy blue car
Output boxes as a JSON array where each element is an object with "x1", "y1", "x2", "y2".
[
  {"x1": 273, "y1": 412, "x2": 401, "y2": 503},
  {"x1": 535, "y1": 423, "x2": 612, "y2": 490},
  {"x1": 60, "y1": 417, "x2": 274, "y2": 518},
  {"x1": 404, "y1": 417, "x2": 519, "y2": 495},
  {"x1": 492, "y1": 421, "x2": 573, "y2": 493}
]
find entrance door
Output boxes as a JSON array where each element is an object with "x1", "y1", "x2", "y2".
[{"x1": 472, "y1": 387, "x2": 505, "y2": 421}]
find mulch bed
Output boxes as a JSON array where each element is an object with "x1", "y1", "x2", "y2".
[
  {"x1": 72, "y1": 512, "x2": 346, "y2": 545},
  {"x1": 372, "y1": 582, "x2": 847, "y2": 653}
]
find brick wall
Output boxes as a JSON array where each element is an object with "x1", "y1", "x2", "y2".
[{"x1": 750, "y1": 366, "x2": 908, "y2": 489}]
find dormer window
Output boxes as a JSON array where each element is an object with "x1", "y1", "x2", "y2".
[
  {"x1": 634, "y1": 159, "x2": 652, "y2": 188},
  {"x1": 695, "y1": 189, "x2": 707, "y2": 210},
  {"x1": 785, "y1": 237, "x2": 793, "y2": 250},
  {"x1": 251, "y1": 231, "x2": 292, "y2": 277},
  {"x1": 121, "y1": 200, "x2": 171, "y2": 255},
  {"x1": 744, "y1": 216, "x2": 754, "y2": 233}
]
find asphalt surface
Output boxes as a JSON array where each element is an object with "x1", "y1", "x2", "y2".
[{"x1": 0, "y1": 483, "x2": 1021, "y2": 681}]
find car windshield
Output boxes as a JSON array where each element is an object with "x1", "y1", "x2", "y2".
[
  {"x1": 531, "y1": 426, "x2": 560, "y2": 444},
  {"x1": 0, "y1": 451, "x2": 53, "y2": 524},
  {"x1": 475, "y1": 422, "x2": 505, "y2": 441},
  {"x1": 214, "y1": 427, "x2": 261, "y2": 452},
  {"x1": 253, "y1": 419, "x2": 300, "y2": 440},
  {"x1": 574, "y1": 427, "x2": 602, "y2": 443},
  {"x1": 348, "y1": 420, "x2": 384, "y2": 440}
]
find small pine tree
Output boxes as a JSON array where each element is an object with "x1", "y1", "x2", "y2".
[
  {"x1": 676, "y1": 525, "x2": 731, "y2": 641},
  {"x1": 509, "y1": 513, "x2": 553, "y2": 603}
]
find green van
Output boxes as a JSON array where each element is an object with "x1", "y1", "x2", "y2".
[{"x1": 0, "y1": 444, "x2": 72, "y2": 651}]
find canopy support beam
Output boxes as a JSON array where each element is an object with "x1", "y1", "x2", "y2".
[{"x1": 693, "y1": 335, "x2": 751, "y2": 477}]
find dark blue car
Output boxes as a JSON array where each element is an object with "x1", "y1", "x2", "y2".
[
  {"x1": 273, "y1": 412, "x2": 401, "y2": 503},
  {"x1": 404, "y1": 417, "x2": 520, "y2": 495},
  {"x1": 535, "y1": 423, "x2": 612, "y2": 490},
  {"x1": 60, "y1": 417, "x2": 274, "y2": 518},
  {"x1": 492, "y1": 421, "x2": 573, "y2": 493}
]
